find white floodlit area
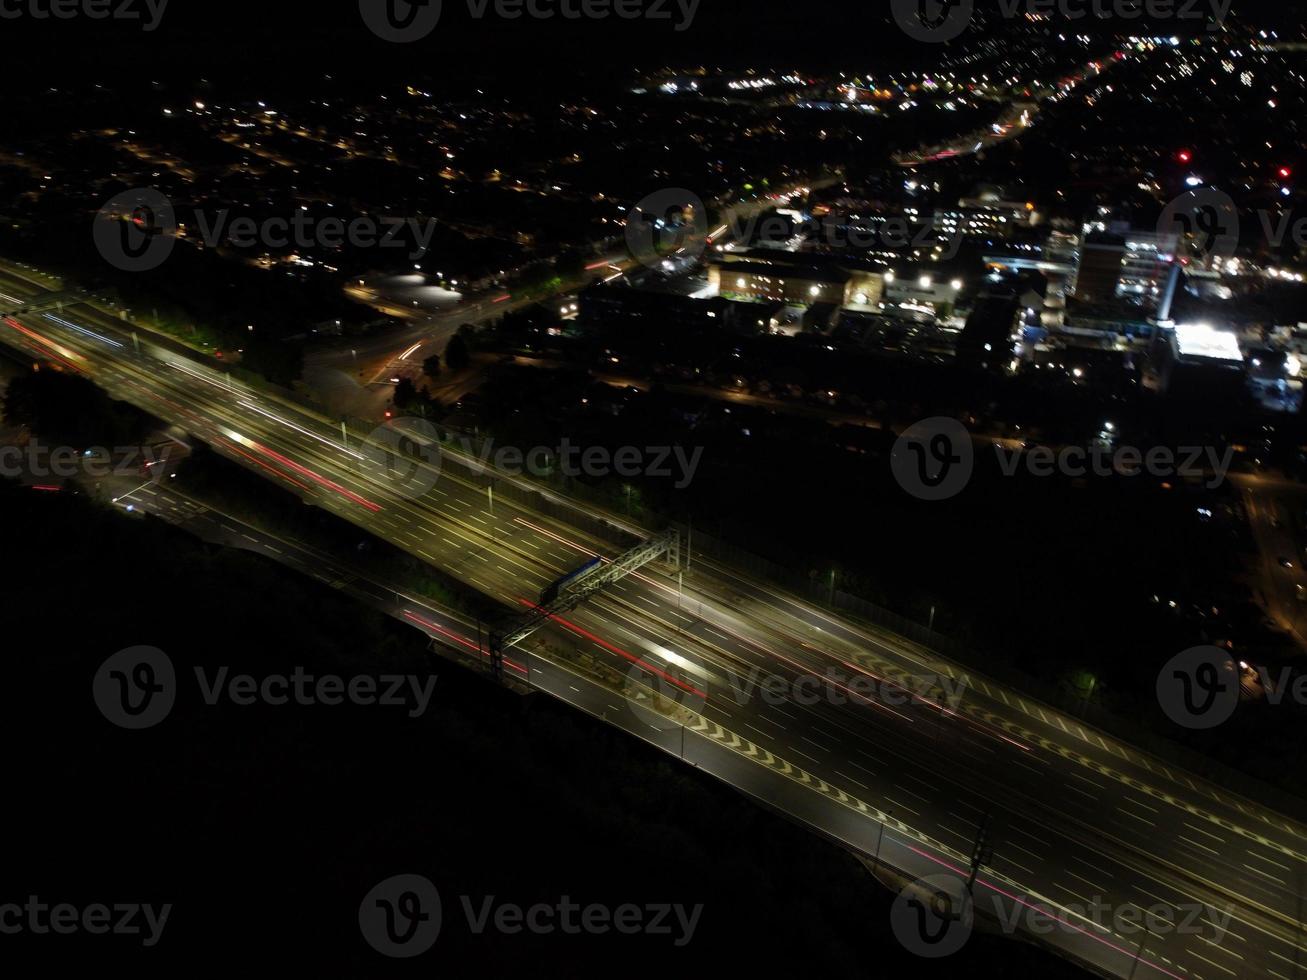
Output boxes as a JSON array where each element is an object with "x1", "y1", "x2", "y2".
[
  {"x1": 369, "y1": 274, "x2": 464, "y2": 312},
  {"x1": 1174, "y1": 322, "x2": 1244, "y2": 363}
]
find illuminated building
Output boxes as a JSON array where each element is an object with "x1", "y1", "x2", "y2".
[
  {"x1": 1075, "y1": 230, "x2": 1174, "y2": 309},
  {"x1": 1145, "y1": 322, "x2": 1247, "y2": 401},
  {"x1": 707, "y1": 259, "x2": 885, "y2": 309}
]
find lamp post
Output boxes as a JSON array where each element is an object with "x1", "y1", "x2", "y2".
[
  {"x1": 1127, "y1": 920, "x2": 1152, "y2": 980},
  {"x1": 873, "y1": 810, "x2": 892, "y2": 877}
]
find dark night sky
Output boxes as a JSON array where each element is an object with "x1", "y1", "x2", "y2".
[
  {"x1": 5, "y1": 0, "x2": 1293, "y2": 97},
  {"x1": 6, "y1": 0, "x2": 911, "y2": 82}
]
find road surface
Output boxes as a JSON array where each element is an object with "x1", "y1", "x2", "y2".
[{"x1": 1, "y1": 269, "x2": 1305, "y2": 980}]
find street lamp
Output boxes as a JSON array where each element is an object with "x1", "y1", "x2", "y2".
[{"x1": 873, "y1": 810, "x2": 893, "y2": 877}]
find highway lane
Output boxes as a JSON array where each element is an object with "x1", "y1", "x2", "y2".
[
  {"x1": 102, "y1": 465, "x2": 1301, "y2": 980},
  {"x1": 694, "y1": 552, "x2": 1307, "y2": 841},
  {"x1": 2, "y1": 280, "x2": 1305, "y2": 977},
  {"x1": 103, "y1": 455, "x2": 1302, "y2": 980},
  {"x1": 0, "y1": 283, "x2": 1296, "y2": 977},
  {"x1": 96, "y1": 474, "x2": 1257, "y2": 980},
  {"x1": 2, "y1": 279, "x2": 1296, "y2": 925}
]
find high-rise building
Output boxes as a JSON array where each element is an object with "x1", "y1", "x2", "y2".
[{"x1": 1074, "y1": 230, "x2": 1175, "y2": 309}]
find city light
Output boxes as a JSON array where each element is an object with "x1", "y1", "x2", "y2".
[
  {"x1": 1174, "y1": 322, "x2": 1244, "y2": 363},
  {"x1": 6, "y1": 17, "x2": 1304, "y2": 980}
]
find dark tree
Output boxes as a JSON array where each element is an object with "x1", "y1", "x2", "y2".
[
  {"x1": 393, "y1": 378, "x2": 419, "y2": 411},
  {"x1": 445, "y1": 335, "x2": 471, "y2": 373},
  {"x1": 3, "y1": 370, "x2": 146, "y2": 446}
]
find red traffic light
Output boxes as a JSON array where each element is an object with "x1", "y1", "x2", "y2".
[
  {"x1": 1279, "y1": 166, "x2": 1293, "y2": 179},
  {"x1": 1177, "y1": 150, "x2": 1193, "y2": 164}
]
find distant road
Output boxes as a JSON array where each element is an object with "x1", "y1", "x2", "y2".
[{"x1": 895, "y1": 53, "x2": 1123, "y2": 167}]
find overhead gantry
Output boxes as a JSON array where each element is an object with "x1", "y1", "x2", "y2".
[{"x1": 489, "y1": 528, "x2": 682, "y2": 681}]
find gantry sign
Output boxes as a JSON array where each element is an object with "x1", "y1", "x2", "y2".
[
  {"x1": 489, "y1": 528, "x2": 682, "y2": 681},
  {"x1": 0, "y1": 290, "x2": 85, "y2": 317}
]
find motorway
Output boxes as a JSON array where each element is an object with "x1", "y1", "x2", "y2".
[{"x1": 2, "y1": 266, "x2": 1306, "y2": 979}]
